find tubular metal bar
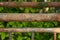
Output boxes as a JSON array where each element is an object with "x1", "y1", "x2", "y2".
[
  {"x1": 0, "y1": 13, "x2": 59, "y2": 22},
  {"x1": 31, "y1": 31, "x2": 34, "y2": 40},
  {"x1": 54, "y1": 32, "x2": 56, "y2": 40},
  {"x1": 0, "y1": 2, "x2": 60, "y2": 7},
  {"x1": 0, "y1": 28, "x2": 60, "y2": 33},
  {"x1": 9, "y1": 32, "x2": 13, "y2": 40}
]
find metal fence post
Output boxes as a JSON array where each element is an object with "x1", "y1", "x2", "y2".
[
  {"x1": 9, "y1": 32, "x2": 13, "y2": 40},
  {"x1": 54, "y1": 32, "x2": 56, "y2": 40},
  {"x1": 31, "y1": 30, "x2": 34, "y2": 40}
]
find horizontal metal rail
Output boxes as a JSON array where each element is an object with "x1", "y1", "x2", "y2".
[
  {"x1": 0, "y1": 2, "x2": 60, "y2": 7},
  {"x1": 0, "y1": 28, "x2": 60, "y2": 33},
  {"x1": 0, "y1": 13, "x2": 59, "y2": 22}
]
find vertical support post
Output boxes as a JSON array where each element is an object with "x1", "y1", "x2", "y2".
[
  {"x1": 54, "y1": 32, "x2": 56, "y2": 40},
  {"x1": 31, "y1": 31, "x2": 34, "y2": 40},
  {"x1": 9, "y1": 25, "x2": 13, "y2": 40},
  {"x1": 9, "y1": 32, "x2": 13, "y2": 40}
]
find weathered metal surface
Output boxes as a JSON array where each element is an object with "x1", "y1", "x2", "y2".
[
  {"x1": 54, "y1": 32, "x2": 56, "y2": 40},
  {"x1": 31, "y1": 31, "x2": 34, "y2": 40},
  {"x1": 0, "y1": 13, "x2": 59, "y2": 22},
  {"x1": 0, "y1": 28, "x2": 60, "y2": 33},
  {"x1": 0, "y1": 2, "x2": 60, "y2": 7},
  {"x1": 0, "y1": 1, "x2": 58, "y2": 40},
  {"x1": 9, "y1": 32, "x2": 13, "y2": 40}
]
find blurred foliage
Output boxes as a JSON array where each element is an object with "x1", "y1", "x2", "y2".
[{"x1": 0, "y1": 0, "x2": 60, "y2": 40}]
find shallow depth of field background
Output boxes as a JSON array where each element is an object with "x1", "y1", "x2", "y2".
[{"x1": 0, "y1": 0, "x2": 60, "y2": 40}]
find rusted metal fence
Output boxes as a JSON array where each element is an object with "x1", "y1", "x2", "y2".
[{"x1": 0, "y1": 0, "x2": 60, "y2": 40}]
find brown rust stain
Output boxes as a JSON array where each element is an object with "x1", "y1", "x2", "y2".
[
  {"x1": 0, "y1": 2, "x2": 60, "y2": 7},
  {"x1": 0, "y1": 14, "x2": 59, "y2": 22},
  {"x1": 55, "y1": 14, "x2": 60, "y2": 22}
]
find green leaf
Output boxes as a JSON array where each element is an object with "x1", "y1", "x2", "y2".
[
  {"x1": 24, "y1": 8, "x2": 30, "y2": 13},
  {"x1": 1, "y1": 33, "x2": 7, "y2": 40},
  {"x1": 0, "y1": 7, "x2": 3, "y2": 11},
  {"x1": 58, "y1": 34, "x2": 60, "y2": 39},
  {"x1": 53, "y1": 22, "x2": 58, "y2": 26},
  {"x1": 17, "y1": 36, "x2": 23, "y2": 40}
]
